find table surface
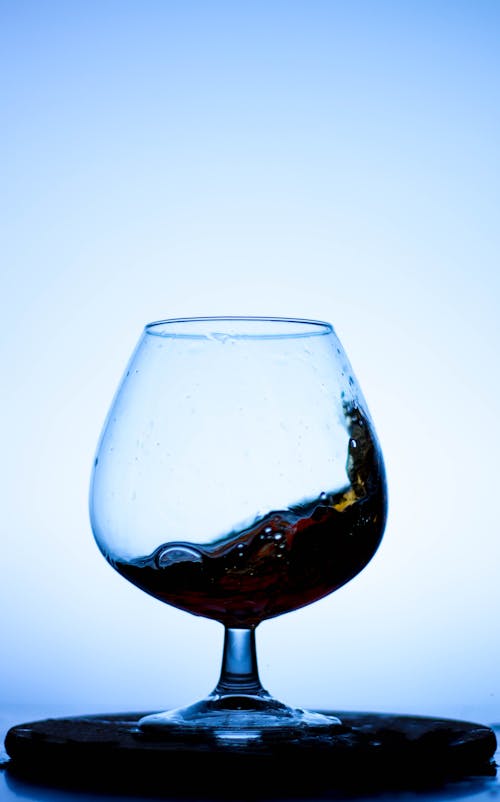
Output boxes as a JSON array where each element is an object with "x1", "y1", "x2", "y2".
[{"x1": 0, "y1": 705, "x2": 499, "y2": 802}]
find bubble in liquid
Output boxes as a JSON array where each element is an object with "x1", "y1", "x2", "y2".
[{"x1": 156, "y1": 546, "x2": 203, "y2": 568}]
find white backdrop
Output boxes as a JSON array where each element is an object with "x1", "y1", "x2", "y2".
[{"x1": 1, "y1": 0, "x2": 499, "y2": 726}]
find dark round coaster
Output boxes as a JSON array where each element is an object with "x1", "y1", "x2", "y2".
[{"x1": 4, "y1": 710, "x2": 498, "y2": 797}]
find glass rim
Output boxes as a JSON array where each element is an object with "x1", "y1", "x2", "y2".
[{"x1": 144, "y1": 316, "x2": 334, "y2": 340}]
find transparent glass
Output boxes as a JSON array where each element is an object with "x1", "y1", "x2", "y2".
[{"x1": 89, "y1": 316, "x2": 388, "y2": 743}]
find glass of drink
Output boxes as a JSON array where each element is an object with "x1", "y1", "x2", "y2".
[{"x1": 89, "y1": 316, "x2": 388, "y2": 742}]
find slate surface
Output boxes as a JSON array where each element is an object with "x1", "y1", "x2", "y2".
[{"x1": 4, "y1": 710, "x2": 498, "y2": 796}]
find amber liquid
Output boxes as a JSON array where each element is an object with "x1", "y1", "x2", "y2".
[{"x1": 111, "y1": 408, "x2": 387, "y2": 628}]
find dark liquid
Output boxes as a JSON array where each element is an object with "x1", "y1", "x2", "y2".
[{"x1": 112, "y1": 408, "x2": 387, "y2": 628}]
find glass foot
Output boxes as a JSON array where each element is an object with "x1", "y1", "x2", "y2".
[{"x1": 137, "y1": 692, "x2": 342, "y2": 744}]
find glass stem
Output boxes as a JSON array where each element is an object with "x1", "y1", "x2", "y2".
[{"x1": 213, "y1": 626, "x2": 268, "y2": 696}]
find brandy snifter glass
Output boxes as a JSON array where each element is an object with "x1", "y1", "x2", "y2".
[{"x1": 89, "y1": 316, "x2": 387, "y2": 742}]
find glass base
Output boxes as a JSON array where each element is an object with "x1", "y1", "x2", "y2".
[{"x1": 137, "y1": 692, "x2": 342, "y2": 744}]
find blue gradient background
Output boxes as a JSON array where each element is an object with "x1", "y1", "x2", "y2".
[{"x1": 1, "y1": 1, "x2": 499, "y2": 724}]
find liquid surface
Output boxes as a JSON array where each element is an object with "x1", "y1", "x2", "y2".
[{"x1": 111, "y1": 407, "x2": 387, "y2": 627}]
